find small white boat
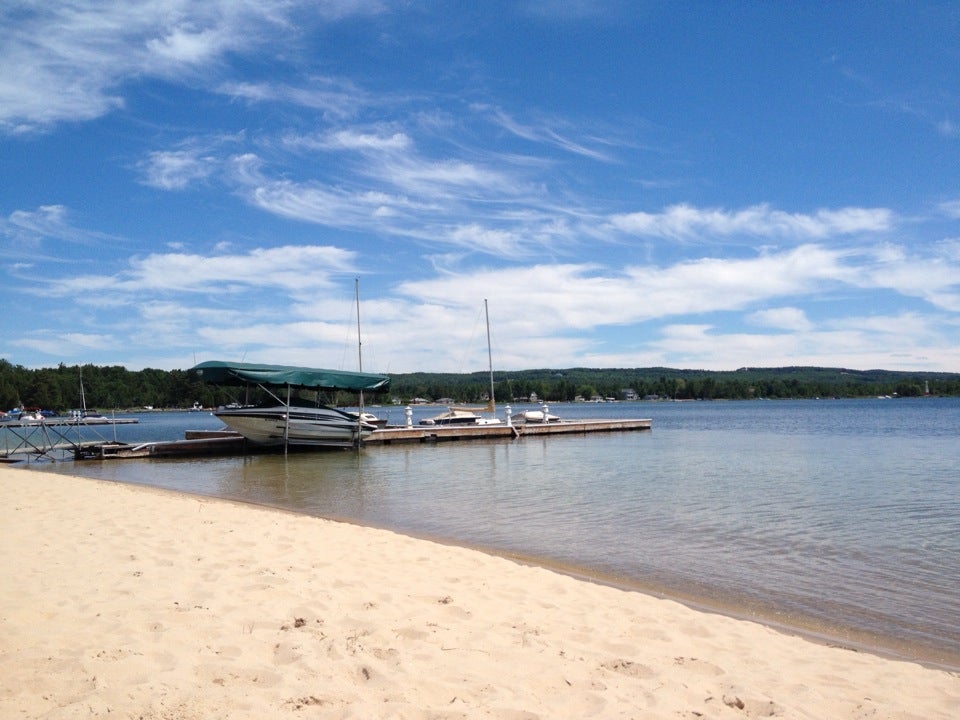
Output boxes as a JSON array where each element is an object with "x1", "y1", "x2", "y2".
[
  {"x1": 348, "y1": 410, "x2": 388, "y2": 428},
  {"x1": 16, "y1": 408, "x2": 45, "y2": 423},
  {"x1": 515, "y1": 409, "x2": 561, "y2": 424},
  {"x1": 419, "y1": 408, "x2": 502, "y2": 426}
]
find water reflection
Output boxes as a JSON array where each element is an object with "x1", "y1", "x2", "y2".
[{"x1": 25, "y1": 398, "x2": 960, "y2": 666}]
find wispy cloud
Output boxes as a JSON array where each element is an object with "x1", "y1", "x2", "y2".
[
  {"x1": 1, "y1": 205, "x2": 118, "y2": 250},
  {"x1": 939, "y1": 199, "x2": 960, "y2": 218},
  {"x1": 483, "y1": 106, "x2": 614, "y2": 162},
  {"x1": 139, "y1": 146, "x2": 218, "y2": 190},
  {"x1": 938, "y1": 119, "x2": 959, "y2": 137},
  {"x1": 221, "y1": 142, "x2": 580, "y2": 258},
  {"x1": 217, "y1": 78, "x2": 370, "y2": 119},
  {"x1": 301, "y1": 128, "x2": 413, "y2": 152},
  {"x1": 39, "y1": 244, "x2": 356, "y2": 298},
  {"x1": 0, "y1": 1, "x2": 383, "y2": 133},
  {"x1": 609, "y1": 203, "x2": 894, "y2": 241},
  {"x1": 644, "y1": 320, "x2": 944, "y2": 372},
  {"x1": 863, "y1": 246, "x2": 960, "y2": 312},
  {"x1": 398, "y1": 244, "x2": 854, "y2": 335},
  {"x1": 749, "y1": 307, "x2": 814, "y2": 332}
]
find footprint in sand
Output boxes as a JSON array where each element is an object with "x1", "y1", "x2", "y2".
[
  {"x1": 600, "y1": 658, "x2": 656, "y2": 679},
  {"x1": 674, "y1": 655, "x2": 725, "y2": 676}
]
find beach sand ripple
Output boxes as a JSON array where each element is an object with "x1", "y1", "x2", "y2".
[{"x1": 1, "y1": 467, "x2": 957, "y2": 719}]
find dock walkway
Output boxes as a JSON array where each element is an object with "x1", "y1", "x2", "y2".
[
  {"x1": 366, "y1": 417, "x2": 651, "y2": 444},
  {"x1": 0, "y1": 419, "x2": 653, "y2": 460},
  {"x1": 80, "y1": 417, "x2": 651, "y2": 459}
]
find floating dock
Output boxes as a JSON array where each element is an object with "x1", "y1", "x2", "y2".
[
  {"x1": 84, "y1": 433, "x2": 247, "y2": 460},
  {"x1": 3, "y1": 415, "x2": 651, "y2": 461},
  {"x1": 75, "y1": 417, "x2": 652, "y2": 459},
  {"x1": 366, "y1": 417, "x2": 651, "y2": 444}
]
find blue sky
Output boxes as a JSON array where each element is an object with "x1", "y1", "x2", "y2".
[{"x1": 2, "y1": 1, "x2": 959, "y2": 374}]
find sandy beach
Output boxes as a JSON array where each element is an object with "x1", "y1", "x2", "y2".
[{"x1": 1, "y1": 466, "x2": 957, "y2": 719}]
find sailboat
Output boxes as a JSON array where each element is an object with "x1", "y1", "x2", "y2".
[
  {"x1": 347, "y1": 277, "x2": 387, "y2": 428},
  {"x1": 420, "y1": 299, "x2": 503, "y2": 426},
  {"x1": 74, "y1": 367, "x2": 111, "y2": 423}
]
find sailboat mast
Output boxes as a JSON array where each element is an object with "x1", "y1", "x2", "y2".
[
  {"x1": 485, "y1": 298, "x2": 494, "y2": 410},
  {"x1": 355, "y1": 278, "x2": 365, "y2": 444},
  {"x1": 355, "y1": 277, "x2": 363, "y2": 374}
]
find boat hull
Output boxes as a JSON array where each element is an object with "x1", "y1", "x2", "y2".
[
  {"x1": 419, "y1": 409, "x2": 502, "y2": 426},
  {"x1": 214, "y1": 405, "x2": 375, "y2": 448}
]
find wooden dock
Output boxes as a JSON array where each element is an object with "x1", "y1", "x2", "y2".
[
  {"x1": 92, "y1": 432, "x2": 246, "y2": 459},
  {"x1": 61, "y1": 417, "x2": 652, "y2": 459},
  {"x1": 365, "y1": 418, "x2": 651, "y2": 444}
]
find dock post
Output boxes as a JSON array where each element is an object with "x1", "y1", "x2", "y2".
[
  {"x1": 405, "y1": 405, "x2": 413, "y2": 427},
  {"x1": 505, "y1": 405, "x2": 512, "y2": 426}
]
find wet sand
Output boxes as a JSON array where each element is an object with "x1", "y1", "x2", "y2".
[{"x1": 2, "y1": 465, "x2": 957, "y2": 718}]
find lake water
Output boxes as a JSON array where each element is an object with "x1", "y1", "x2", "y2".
[{"x1": 13, "y1": 398, "x2": 960, "y2": 669}]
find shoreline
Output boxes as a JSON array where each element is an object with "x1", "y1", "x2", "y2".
[
  {"x1": 13, "y1": 458, "x2": 960, "y2": 674},
  {"x1": 3, "y1": 465, "x2": 958, "y2": 718},
  {"x1": 25, "y1": 460, "x2": 960, "y2": 674}
]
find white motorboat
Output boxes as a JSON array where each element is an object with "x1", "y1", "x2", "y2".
[
  {"x1": 16, "y1": 408, "x2": 45, "y2": 423},
  {"x1": 514, "y1": 409, "x2": 561, "y2": 423},
  {"x1": 347, "y1": 410, "x2": 388, "y2": 428},
  {"x1": 214, "y1": 404, "x2": 378, "y2": 448},
  {"x1": 419, "y1": 408, "x2": 502, "y2": 426},
  {"x1": 193, "y1": 360, "x2": 391, "y2": 450}
]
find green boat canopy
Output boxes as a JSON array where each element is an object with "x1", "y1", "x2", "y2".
[{"x1": 192, "y1": 361, "x2": 390, "y2": 393}]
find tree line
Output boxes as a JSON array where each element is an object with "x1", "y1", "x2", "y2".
[
  {"x1": 2, "y1": 359, "x2": 959, "y2": 412},
  {"x1": 390, "y1": 366, "x2": 960, "y2": 404}
]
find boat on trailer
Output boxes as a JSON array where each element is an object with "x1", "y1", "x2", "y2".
[{"x1": 192, "y1": 361, "x2": 390, "y2": 449}]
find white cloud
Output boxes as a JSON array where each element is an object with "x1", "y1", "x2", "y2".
[
  {"x1": 13, "y1": 332, "x2": 115, "y2": 356},
  {"x1": 146, "y1": 25, "x2": 229, "y2": 65},
  {"x1": 483, "y1": 106, "x2": 613, "y2": 162},
  {"x1": 217, "y1": 78, "x2": 369, "y2": 119},
  {"x1": 2, "y1": 205, "x2": 117, "y2": 249},
  {"x1": 5, "y1": 205, "x2": 71, "y2": 238},
  {"x1": 245, "y1": 177, "x2": 422, "y2": 229},
  {"x1": 0, "y1": 1, "x2": 383, "y2": 132},
  {"x1": 749, "y1": 307, "x2": 814, "y2": 332},
  {"x1": 859, "y1": 244, "x2": 960, "y2": 312},
  {"x1": 939, "y1": 199, "x2": 960, "y2": 218},
  {"x1": 397, "y1": 244, "x2": 854, "y2": 334},
  {"x1": 647, "y1": 315, "x2": 958, "y2": 372},
  {"x1": 938, "y1": 119, "x2": 959, "y2": 137},
  {"x1": 304, "y1": 129, "x2": 412, "y2": 152},
  {"x1": 139, "y1": 148, "x2": 217, "y2": 190},
  {"x1": 41, "y1": 245, "x2": 356, "y2": 297},
  {"x1": 609, "y1": 203, "x2": 894, "y2": 240},
  {"x1": 224, "y1": 150, "x2": 566, "y2": 256}
]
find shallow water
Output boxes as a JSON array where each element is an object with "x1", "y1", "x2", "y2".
[{"x1": 16, "y1": 398, "x2": 960, "y2": 668}]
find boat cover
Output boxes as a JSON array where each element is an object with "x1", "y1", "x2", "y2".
[{"x1": 192, "y1": 361, "x2": 390, "y2": 392}]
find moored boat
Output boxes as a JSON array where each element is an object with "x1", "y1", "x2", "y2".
[
  {"x1": 193, "y1": 360, "x2": 390, "y2": 449},
  {"x1": 419, "y1": 299, "x2": 503, "y2": 427},
  {"x1": 419, "y1": 408, "x2": 502, "y2": 426},
  {"x1": 214, "y1": 404, "x2": 378, "y2": 447}
]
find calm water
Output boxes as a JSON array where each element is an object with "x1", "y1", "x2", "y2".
[{"x1": 13, "y1": 398, "x2": 960, "y2": 669}]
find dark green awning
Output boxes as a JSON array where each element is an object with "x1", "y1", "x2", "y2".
[{"x1": 192, "y1": 361, "x2": 390, "y2": 393}]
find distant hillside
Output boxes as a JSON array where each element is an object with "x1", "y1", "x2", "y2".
[
  {"x1": 389, "y1": 365, "x2": 960, "y2": 402},
  {"x1": 2, "y1": 359, "x2": 958, "y2": 410}
]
